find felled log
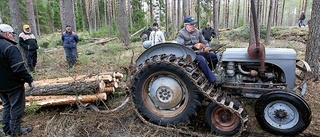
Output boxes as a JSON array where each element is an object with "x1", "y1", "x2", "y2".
[
  {"x1": 99, "y1": 72, "x2": 123, "y2": 82},
  {"x1": 0, "y1": 93, "x2": 107, "y2": 109},
  {"x1": 25, "y1": 80, "x2": 106, "y2": 96},
  {"x1": 104, "y1": 87, "x2": 115, "y2": 93}
]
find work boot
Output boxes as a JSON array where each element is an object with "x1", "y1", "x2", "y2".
[{"x1": 10, "y1": 126, "x2": 33, "y2": 136}]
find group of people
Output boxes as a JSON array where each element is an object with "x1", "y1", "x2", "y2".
[{"x1": 0, "y1": 23, "x2": 78, "y2": 136}]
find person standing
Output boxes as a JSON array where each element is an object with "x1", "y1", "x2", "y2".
[
  {"x1": 149, "y1": 22, "x2": 166, "y2": 47},
  {"x1": 299, "y1": 11, "x2": 306, "y2": 27},
  {"x1": 176, "y1": 16, "x2": 218, "y2": 84},
  {"x1": 19, "y1": 24, "x2": 39, "y2": 72},
  {"x1": 62, "y1": 25, "x2": 78, "y2": 69},
  {"x1": 202, "y1": 22, "x2": 216, "y2": 46},
  {"x1": 0, "y1": 24, "x2": 34, "y2": 136}
]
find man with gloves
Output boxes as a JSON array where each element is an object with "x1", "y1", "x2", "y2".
[{"x1": 0, "y1": 24, "x2": 34, "y2": 136}]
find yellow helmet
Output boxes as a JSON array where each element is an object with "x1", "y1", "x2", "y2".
[{"x1": 23, "y1": 24, "x2": 30, "y2": 29}]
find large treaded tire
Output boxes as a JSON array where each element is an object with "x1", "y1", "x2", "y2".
[
  {"x1": 132, "y1": 60, "x2": 201, "y2": 126},
  {"x1": 255, "y1": 90, "x2": 311, "y2": 136}
]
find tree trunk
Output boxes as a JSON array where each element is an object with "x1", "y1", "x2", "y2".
[
  {"x1": 265, "y1": 0, "x2": 274, "y2": 45},
  {"x1": 172, "y1": 0, "x2": 176, "y2": 39},
  {"x1": 152, "y1": 0, "x2": 161, "y2": 26},
  {"x1": 118, "y1": 0, "x2": 130, "y2": 47},
  {"x1": 196, "y1": 0, "x2": 200, "y2": 29},
  {"x1": 128, "y1": 0, "x2": 133, "y2": 30},
  {"x1": 9, "y1": 0, "x2": 22, "y2": 38},
  {"x1": 165, "y1": 0, "x2": 168, "y2": 38},
  {"x1": 273, "y1": 0, "x2": 278, "y2": 26},
  {"x1": 25, "y1": 80, "x2": 106, "y2": 96},
  {"x1": 108, "y1": 0, "x2": 112, "y2": 36},
  {"x1": 25, "y1": 0, "x2": 38, "y2": 38},
  {"x1": 280, "y1": 0, "x2": 285, "y2": 26},
  {"x1": 214, "y1": 0, "x2": 219, "y2": 40},
  {"x1": 25, "y1": 93, "x2": 107, "y2": 107},
  {"x1": 150, "y1": 0, "x2": 153, "y2": 23},
  {"x1": 235, "y1": 0, "x2": 240, "y2": 27},
  {"x1": 225, "y1": 0, "x2": 229, "y2": 28},
  {"x1": 59, "y1": 0, "x2": 76, "y2": 32},
  {"x1": 177, "y1": 0, "x2": 181, "y2": 29},
  {"x1": 305, "y1": 0, "x2": 320, "y2": 79},
  {"x1": 182, "y1": 0, "x2": 188, "y2": 17}
]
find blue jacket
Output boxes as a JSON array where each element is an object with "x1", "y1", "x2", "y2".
[{"x1": 62, "y1": 31, "x2": 78, "y2": 48}]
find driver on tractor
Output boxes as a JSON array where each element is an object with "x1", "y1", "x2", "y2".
[{"x1": 176, "y1": 16, "x2": 218, "y2": 84}]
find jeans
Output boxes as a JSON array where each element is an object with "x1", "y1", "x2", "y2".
[
  {"x1": 194, "y1": 55, "x2": 216, "y2": 83},
  {"x1": 64, "y1": 47, "x2": 77, "y2": 67},
  {"x1": 197, "y1": 52, "x2": 218, "y2": 70},
  {"x1": 0, "y1": 86, "x2": 25, "y2": 135}
]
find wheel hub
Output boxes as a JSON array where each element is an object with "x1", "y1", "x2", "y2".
[
  {"x1": 156, "y1": 86, "x2": 173, "y2": 102},
  {"x1": 264, "y1": 101, "x2": 299, "y2": 129},
  {"x1": 149, "y1": 76, "x2": 184, "y2": 109},
  {"x1": 274, "y1": 109, "x2": 288, "y2": 119}
]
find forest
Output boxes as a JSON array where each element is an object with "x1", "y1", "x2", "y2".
[{"x1": 1, "y1": 0, "x2": 320, "y2": 137}]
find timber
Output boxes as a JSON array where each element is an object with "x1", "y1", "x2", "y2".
[
  {"x1": 25, "y1": 79, "x2": 106, "y2": 96},
  {"x1": 0, "y1": 72, "x2": 123, "y2": 109}
]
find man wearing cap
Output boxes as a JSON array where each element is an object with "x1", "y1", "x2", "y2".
[
  {"x1": 0, "y1": 24, "x2": 34, "y2": 136},
  {"x1": 19, "y1": 24, "x2": 39, "y2": 72},
  {"x1": 176, "y1": 16, "x2": 218, "y2": 84},
  {"x1": 149, "y1": 22, "x2": 166, "y2": 47},
  {"x1": 202, "y1": 22, "x2": 216, "y2": 46},
  {"x1": 62, "y1": 25, "x2": 78, "y2": 69}
]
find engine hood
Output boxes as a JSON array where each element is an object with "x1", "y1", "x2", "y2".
[{"x1": 221, "y1": 48, "x2": 297, "y2": 62}]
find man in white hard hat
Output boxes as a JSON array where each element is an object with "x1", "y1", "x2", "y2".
[{"x1": 0, "y1": 24, "x2": 34, "y2": 136}]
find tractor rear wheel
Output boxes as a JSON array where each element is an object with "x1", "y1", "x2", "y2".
[{"x1": 132, "y1": 60, "x2": 201, "y2": 126}]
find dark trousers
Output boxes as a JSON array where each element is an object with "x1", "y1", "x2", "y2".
[
  {"x1": 0, "y1": 86, "x2": 25, "y2": 135},
  {"x1": 24, "y1": 50, "x2": 37, "y2": 72},
  {"x1": 197, "y1": 52, "x2": 218, "y2": 70},
  {"x1": 64, "y1": 47, "x2": 77, "y2": 67},
  {"x1": 194, "y1": 54, "x2": 216, "y2": 83}
]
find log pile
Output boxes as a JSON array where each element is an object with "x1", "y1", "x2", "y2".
[{"x1": 0, "y1": 72, "x2": 124, "y2": 109}]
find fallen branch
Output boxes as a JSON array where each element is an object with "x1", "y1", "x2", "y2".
[{"x1": 88, "y1": 96, "x2": 130, "y2": 114}]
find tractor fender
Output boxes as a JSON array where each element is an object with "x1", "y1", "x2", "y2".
[{"x1": 136, "y1": 42, "x2": 196, "y2": 66}]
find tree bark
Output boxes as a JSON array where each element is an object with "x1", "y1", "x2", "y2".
[
  {"x1": 280, "y1": 0, "x2": 285, "y2": 26},
  {"x1": 25, "y1": 80, "x2": 106, "y2": 96},
  {"x1": 59, "y1": 0, "x2": 76, "y2": 32},
  {"x1": 265, "y1": 0, "x2": 274, "y2": 45},
  {"x1": 25, "y1": 93, "x2": 107, "y2": 107},
  {"x1": 9, "y1": 0, "x2": 22, "y2": 39},
  {"x1": 118, "y1": 0, "x2": 130, "y2": 47},
  {"x1": 25, "y1": 0, "x2": 38, "y2": 38},
  {"x1": 305, "y1": 0, "x2": 320, "y2": 79},
  {"x1": 214, "y1": 0, "x2": 219, "y2": 40}
]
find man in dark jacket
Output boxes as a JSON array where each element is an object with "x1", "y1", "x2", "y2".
[
  {"x1": 62, "y1": 25, "x2": 79, "y2": 69},
  {"x1": 19, "y1": 24, "x2": 39, "y2": 72},
  {"x1": 202, "y1": 22, "x2": 216, "y2": 46},
  {"x1": 0, "y1": 24, "x2": 34, "y2": 136}
]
